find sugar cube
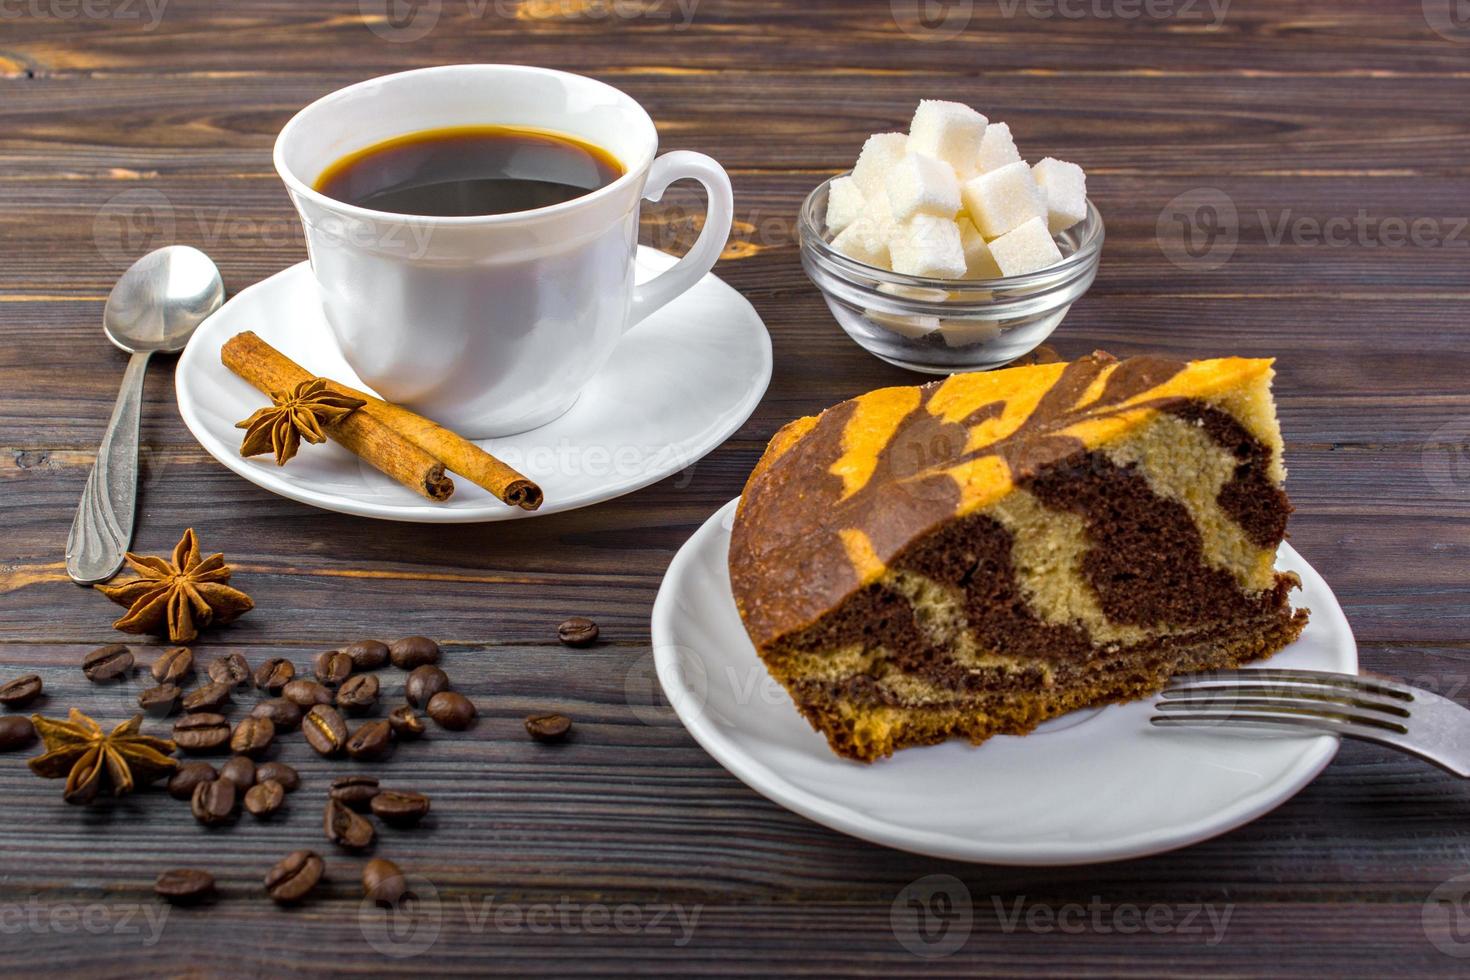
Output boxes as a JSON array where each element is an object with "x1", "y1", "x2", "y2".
[
  {"x1": 863, "y1": 192, "x2": 896, "y2": 237},
  {"x1": 831, "y1": 214, "x2": 891, "y2": 269},
  {"x1": 852, "y1": 133, "x2": 907, "y2": 197},
  {"x1": 988, "y1": 216, "x2": 1064, "y2": 276},
  {"x1": 889, "y1": 214, "x2": 967, "y2": 279},
  {"x1": 907, "y1": 100, "x2": 988, "y2": 181},
  {"x1": 958, "y1": 218, "x2": 1003, "y2": 279},
  {"x1": 867, "y1": 284, "x2": 945, "y2": 339},
  {"x1": 961, "y1": 161, "x2": 1046, "y2": 239},
  {"x1": 939, "y1": 318, "x2": 1002, "y2": 348},
  {"x1": 885, "y1": 153, "x2": 961, "y2": 223},
  {"x1": 825, "y1": 176, "x2": 867, "y2": 234},
  {"x1": 866, "y1": 309, "x2": 941, "y2": 339},
  {"x1": 879, "y1": 282, "x2": 950, "y2": 303},
  {"x1": 1032, "y1": 157, "x2": 1087, "y2": 233},
  {"x1": 977, "y1": 121, "x2": 1022, "y2": 173}
]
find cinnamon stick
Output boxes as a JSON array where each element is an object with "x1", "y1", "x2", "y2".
[
  {"x1": 222, "y1": 332, "x2": 543, "y2": 510},
  {"x1": 222, "y1": 335, "x2": 452, "y2": 502}
]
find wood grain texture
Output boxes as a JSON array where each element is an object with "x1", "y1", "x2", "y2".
[{"x1": 3, "y1": 0, "x2": 1470, "y2": 974}]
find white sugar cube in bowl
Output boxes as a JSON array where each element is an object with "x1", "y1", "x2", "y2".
[
  {"x1": 907, "y1": 100, "x2": 988, "y2": 180},
  {"x1": 802, "y1": 174, "x2": 1102, "y2": 374},
  {"x1": 801, "y1": 99, "x2": 1103, "y2": 373},
  {"x1": 961, "y1": 161, "x2": 1047, "y2": 239}
]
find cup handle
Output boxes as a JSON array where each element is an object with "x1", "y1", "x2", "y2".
[{"x1": 628, "y1": 150, "x2": 734, "y2": 328}]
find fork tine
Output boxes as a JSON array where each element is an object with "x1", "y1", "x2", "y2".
[
  {"x1": 1158, "y1": 684, "x2": 1412, "y2": 719},
  {"x1": 1149, "y1": 710, "x2": 1411, "y2": 748},
  {"x1": 1155, "y1": 698, "x2": 1411, "y2": 733},
  {"x1": 1165, "y1": 669, "x2": 1416, "y2": 702}
]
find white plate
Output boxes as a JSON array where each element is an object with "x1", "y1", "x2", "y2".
[
  {"x1": 176, "y1": 248, "x2": 771, "y2": 522},
  {"x1": 651, "y1": 498, "x2": 1358, "y2": 866}
]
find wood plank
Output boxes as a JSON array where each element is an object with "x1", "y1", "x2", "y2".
[
  {"x1": 1, "y1": 446, "x2": 1468, "y2": 645},
  {"x1": 5, "y1": 289, "x2": 1470, "y2": 448},
  {"x1": 0, "y1": 640, "x2": 1465, "y2": 973},
  {"x1": 2, "y1": 0, "x2": 1466, "y2": 77},
  {"x1": 2, "y1": 0, "x2": 1468, "y2": 973},
  {"x1": 2, "y1": 70, "x2": 1469, "y2": 177}
]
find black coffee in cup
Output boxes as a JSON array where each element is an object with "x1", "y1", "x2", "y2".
[{"x1": 315, "y1": 125, "x2": 625, "y2": 217}]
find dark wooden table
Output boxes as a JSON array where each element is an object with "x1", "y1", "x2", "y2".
[{"x1": 3, "y1": 0, "x2": 1470, "y2": 974}]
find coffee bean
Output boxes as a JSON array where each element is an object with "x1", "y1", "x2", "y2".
[
  {"x1": 244, "y1": 779, "x2": 286, "y2": 817},
  {"x1": 191, "y1": 778, "x2": 236, "y2": 826},
  {"x1": 173, "y1": 713, "x2": 231, "y2": 752},
  {"x1": 314, "y1": 649, "x2": 353, "y2": 686},
  {"x1": 388, "y1": 705, "x2": 425, "y2": 740},
  {"x1": 557, "y1": 617, "x2": 599, "y2": 647},
  {"x1": 0, "y1": 674, "x2": 42, "y2": 708},
  {"x1": 302, "y1": 704, "x2": 348, "y2": 756},
  {"x1": 219, "y1": 755, "x2": 256, "y2": 788},
  {"x1": 346, "y1": 719, "x2": 394, "y2": 761},
  {"x1": 255, "y1": 761, "x2": 300, "y2": 792},
  {"x1": 265, "y1": 850, "x2": 324, "y2": 904},
  {"x1": 181, "y1": 681, "x2": 232, "y2": 713},
  {"x1": 336, "y1": 673, "x2": 380, "y2": 714},
  {"x1": 404, "y1": 665, "x2": 450, "y2": 707},
  {"x1": 83, "y1": 644, "x2": 133, "y2": 682},
  {"x1": 168, "y1": 762, "x2": 218, "y2": 800},
  {"x1": 155, "y1": 868, "x2": 215, "y2": 904},
  {"x1": 427, "y1": 691, "x2": 476, "y2": 730},
  {"x1": 137, "y1": 683, "x2": 181, "y2": 715},
  {"x1": 343, "y1": 639, "x2": 390, "y2": 670},
  {"x1": 324, "y1": 798, "x2": 375, "y2": 850},
  {"x1": 524, "y1": 713, "x2": 573, "y2": 743},
  {"x1": 151, "y1": 646, "x2": 194, "y2": 684},
  {"x1": 388, "y1": 636, "x2": 440, "y2": 669},
  {"x1": 250, "y1": 698, "x2": 303, "y2": 730},
  {"x1": 230, "y1": 716, "x2": 275, "y2": 757},
  {"x1": 370, "y1": 790, "x2": 430, "y2": 826},
  {"x1": 330, "y1": 775, "x2": 381, "y2": 809},
  {"x1": 206, "y1": 652, "x2": 251, "y2": 686},
  {"x1": 0, "y1": 716, "x2": 37, "y2": 752},
  {"x1": 283, "y1": 679, "x2": 334, "y2": 707},
  {"x1": 362, "y1": 858, "x2": 406, "y2": 905},
  {"x1": 253, "y1": 657, "x2": 296, "y2": 694}
]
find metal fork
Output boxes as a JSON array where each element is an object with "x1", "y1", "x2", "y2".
[{"x1": 1151, "y1": 669, "x2": 1470, "y2": 777}]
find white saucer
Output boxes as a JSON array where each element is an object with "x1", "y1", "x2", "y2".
[
  {"x1": 651, "y1": 499, "x2": 1358, "y2": 866},
  {"x1": 176, "y1": 248, "x2": 771, "y2": 522}
]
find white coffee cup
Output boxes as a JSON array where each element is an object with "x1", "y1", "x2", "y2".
[{"x1": 274, "y1": 65, "x2": 734, "y2": 437}]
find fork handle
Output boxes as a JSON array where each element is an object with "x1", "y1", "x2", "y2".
[{"x1": 66, "y1": 350, "x2": 152, "y2": 585}]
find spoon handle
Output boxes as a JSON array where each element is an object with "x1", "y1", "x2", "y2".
[{"x1": 66, "y1": 350, "x2": 153, "y2": 585}]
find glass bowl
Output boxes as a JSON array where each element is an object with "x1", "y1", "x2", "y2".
[{"x1": 798, "y1": 174, "x2": 1104, "y2": 374}]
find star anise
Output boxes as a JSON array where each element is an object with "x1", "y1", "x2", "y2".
[
  {"x1": 235, "y1": 378, "x2": 365, "y2": 465},
  {"x1": 96, "y1": 528, "x2": 254, "y2": 643},
  {"x1": 28, "y1": 708, "x2": 177, "y2": 805}
]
